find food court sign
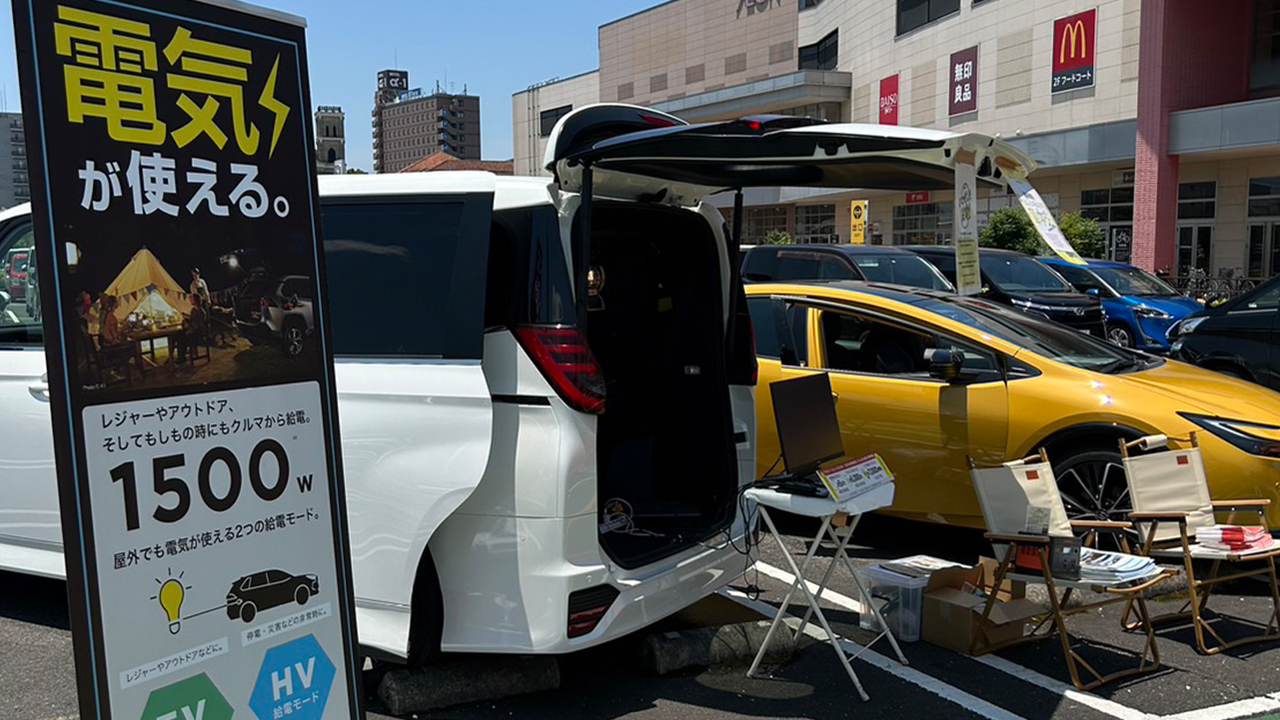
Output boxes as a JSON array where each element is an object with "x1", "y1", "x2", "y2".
[
  {"x1": 10, "y1": 1, "x2": 362, "y2": 718},
  {"x1": 1052, "y1": 9, "x2": 1097, "y2": 94}
]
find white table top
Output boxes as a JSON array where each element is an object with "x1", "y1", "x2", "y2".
[{"x1": 745, "y1": 483, "x2": 895, "y2": 518}]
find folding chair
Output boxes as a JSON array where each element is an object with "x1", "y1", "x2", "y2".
[
  {"x1": 969, "y1": 451, "x2": 1175, "y2": 691},
  {"x1": 1120, "y1": 432, "x2": 1280, "y2": 655}
]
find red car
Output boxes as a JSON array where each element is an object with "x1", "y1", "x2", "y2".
[{"x1": 5, "y1": 249, "x2": 29, "y2": 302}]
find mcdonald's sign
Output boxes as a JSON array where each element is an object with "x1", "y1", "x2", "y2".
[{"x1": 1052, "y1": 9, "x2": 1097, "y2": 94}]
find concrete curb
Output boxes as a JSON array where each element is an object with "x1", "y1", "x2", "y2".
[
  {"x1": 638, "y1": 619, "x2": 796, "y2": 676},
  {"x1": 377, "y1": 656, "x2": 560, "y2": 715}
]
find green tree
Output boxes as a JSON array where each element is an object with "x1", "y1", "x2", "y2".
[
  {"x1": 978, "y1": 206, "x2": 1106, "y2": 259},
  {"x1": 762, "y1": 229, "x2": 792, "y2": 245}
]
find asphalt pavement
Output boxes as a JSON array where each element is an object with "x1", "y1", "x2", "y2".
[{"x1": 4, "y1": 515, "x2": 1280, "y2": 720}]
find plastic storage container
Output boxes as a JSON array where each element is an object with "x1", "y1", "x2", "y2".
[{"x1": 860, "y1": 566, "x2": 931, "y2": 642}]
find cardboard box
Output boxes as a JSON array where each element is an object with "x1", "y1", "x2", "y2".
[{"x1": 921, "y1": 560, "x2": 1040, "y2": 655}]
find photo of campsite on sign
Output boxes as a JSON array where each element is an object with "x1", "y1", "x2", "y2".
[{"x1": 65, "y1": 238, "x2": 319, "y2": 400}]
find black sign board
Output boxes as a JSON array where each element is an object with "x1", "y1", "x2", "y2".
[{"x1": 10, "y1": 1, "x2": 362, "y2": 718}]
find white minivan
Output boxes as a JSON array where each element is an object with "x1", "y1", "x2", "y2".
[{"x1": 0, "y1": 104, "x2": 1034, "y2": 664}]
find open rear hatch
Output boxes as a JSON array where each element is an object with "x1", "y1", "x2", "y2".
[{"x1": 543, "y1": 105, "x2": 1035, "y2": 569}]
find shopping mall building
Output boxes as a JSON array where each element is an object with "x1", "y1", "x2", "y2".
[{"x1": 513, "y1": 0, "x2": 1280, "y2": 280}]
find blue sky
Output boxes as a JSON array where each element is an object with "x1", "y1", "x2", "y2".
[{"x1": 0, "y1": 0, "x2": 656, "y2": 171}]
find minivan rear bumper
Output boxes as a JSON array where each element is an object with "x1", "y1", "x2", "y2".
[{"x1": 430, "y1": 511, "x2": 749, "y2": 654}]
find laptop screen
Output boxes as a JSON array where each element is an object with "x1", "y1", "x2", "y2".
[{"x1": 769, "y1": 373, "x2": 844, "y2": 477}]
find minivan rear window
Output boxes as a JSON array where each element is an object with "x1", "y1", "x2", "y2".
[{"x1": 322, "y1": 200, "x2": 489, "y2": 359}]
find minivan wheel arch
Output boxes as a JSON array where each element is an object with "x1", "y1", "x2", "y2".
[{"x1": 406, "y1": 548, "x2": 444, "y2": 667}]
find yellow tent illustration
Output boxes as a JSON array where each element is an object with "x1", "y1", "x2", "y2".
[{"x1": 90, "y1": 247, "x2": 193, "y2": 333}]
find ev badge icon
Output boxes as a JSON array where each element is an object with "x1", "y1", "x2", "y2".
[
  {"x1": 249, "y1": 635, "x2": 336, "y2": 720},
  {"x1": 141, "y1": 674, "x2": 232, "y2": 720}
]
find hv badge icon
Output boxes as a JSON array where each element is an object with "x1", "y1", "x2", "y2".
[{"x1": 249, "y1": 635, "x2": 336, "y2": 720}]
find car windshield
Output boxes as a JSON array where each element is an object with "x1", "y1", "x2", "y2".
[
  {"x1": 1092, "y1": 266, "x2": 1178, "y2": 296},
  {"x1": 915, "y1": 296, "x2": 1158, "y2": 373},
  {"x1": 980, "y1": 254, "x2": 1072, "y2": 293},
  {"x1": 851, "y1": 254, "x2": 954, "y2": 291}
]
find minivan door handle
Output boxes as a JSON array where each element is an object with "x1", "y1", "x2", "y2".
[{"x1": 29, "y1": 373, "x2": 50, "y2": 402}]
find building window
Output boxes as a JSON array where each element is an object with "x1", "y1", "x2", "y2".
[
  {"x1": 725, "y1": 53, "x2": 748, "y2": 75},
  {"x1": 1254, "y1": 0, "x2": 1280, "y2": 92},
  {"x1": 724, "y1": 205, "x2": 791, "y2": 244},
  {"x1": 798, "y1": 30, "x2": 838, "y2": 71},
  {"x1": 1079, "y1": 187, "x2": 1134, "y2": 223},
  {"x1": 769, "y1": 41, "x2": 794, "y2": 65},
  {"x1": 1178, "y1": 181, "x2": 1217, "y2": 220},
  {"x1": 892, "y1": 202, "x2": 952, "y2": 245},
  {"x1": 650, "y1": 73, "x2": 668, "y2": 94},
  {"x1": 795, "y1": 204, "x2": 837, "y2": 243},
  {"x1": 897, "y1": 0, "x2": 960, "y2": 36},
  {"x1": 617, "y1": 82, "x2": 635, "y2": 101},
  {"x1": 686, "y1": 64, "x2": 706, "y2": 85}
]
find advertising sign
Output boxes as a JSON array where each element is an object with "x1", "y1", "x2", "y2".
[
  {"x1": 879, "y1": 75, "x2": 899, "y2": 126},
  {"x1": 1010, "y1": 178, "x2": 1088, "y2": 266},
  {"x1": 850, "y1": 201, "x2": 868, "y2": 244},
  {"x1": 906, "y1": 190, "x2": 931, "y2": 205},
  {"x1": 954, "y1": 160, "x2": 981, "y2": 296},
  {"x1": 10, "y1": 1, "x2": 363, "y2": 719},
  {"x1": 1052, "y1": 9, "x2": 1097, "y2": 94},
  {"x1": 949, "y1": 46, "x2": 979, "y2": 117}
]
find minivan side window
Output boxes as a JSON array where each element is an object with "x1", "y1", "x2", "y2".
[
  {"x1": 1052, "y1": 264, "x2": 1108, "y2": 296},
  {"x1": 321, "y1": 198, "x2": 490, "y2": 359},
  {"x1": 0, "y1": 222, "x2": 41, "y2": 346}
]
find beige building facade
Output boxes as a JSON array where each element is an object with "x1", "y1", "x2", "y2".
[{"x1": 515, "y1": 0, "x2": 1280, "y2": 279}]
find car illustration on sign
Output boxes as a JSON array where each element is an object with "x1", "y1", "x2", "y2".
[{"x1": 226, "y1": 570, "x2": 319, "y2": 624}]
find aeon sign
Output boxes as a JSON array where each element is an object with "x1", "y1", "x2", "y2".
[{"x1": 737, "y1": 0, "x2": 783, "y2": 19}]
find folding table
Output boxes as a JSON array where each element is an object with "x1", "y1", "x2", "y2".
[{"x1": 744, "y1": 483, "x2": 906, "y2": 701}]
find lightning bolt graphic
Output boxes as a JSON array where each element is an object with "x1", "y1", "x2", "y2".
[{"x1": 259, "y1": 54, "x2": 290, "y2": 159}]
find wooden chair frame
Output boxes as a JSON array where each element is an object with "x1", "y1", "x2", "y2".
[
  {"x1": 969, "y1": 451, "x2": 1176, "y2": 691},
  {"x1": 1119, "y1": 434, "x2": 1280, "y2": 655}
]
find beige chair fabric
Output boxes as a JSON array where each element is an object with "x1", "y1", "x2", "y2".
[
  {"x1": 1122, "y1": 447, "x2": 1215, "y2": 544},
  {"x1": 971, "y1": 460, "x2": 1074, "y2": 547}
]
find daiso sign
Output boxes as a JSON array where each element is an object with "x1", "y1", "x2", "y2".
[{"x1": 879, "y1": 75, "x2": 899, "y2": 125}]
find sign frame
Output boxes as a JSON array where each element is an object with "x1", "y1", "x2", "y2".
[
  {"x1": 954, "y1": 158, "x2": 981, "y2": 296},
  {"x1": 1052, "y1": 8, "x2": 1097, "y2": 94},
  {"x1": 948, "y1": 46, "x2": 979, "y2": 117},
  {"x1": 10, "y1": 1, "x2": 364, "y2": 718}
]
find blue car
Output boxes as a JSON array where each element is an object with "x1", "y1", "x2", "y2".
[{"x1": 1041, "y1": 257, "x2": 1202, "y2": 351}]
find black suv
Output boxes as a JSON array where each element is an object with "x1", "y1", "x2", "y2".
[
  {"x1": 741, "y1": 244, "x2": 954, "y2": 291},
  {"x1": 1171, "y1": 276, "x2": 1280, "y2": 388},
  {"x1": 902, "y1": 246, "x2": 1106, "y2": 337}
]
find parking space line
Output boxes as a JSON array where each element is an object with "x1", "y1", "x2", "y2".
[
  {"x1": 1159, "y1": 695, "x2": 1280, "y2": 720},
  {"x1": 970, "y1": 653, "x2": 1152, "y2": 720},
  {"x1": 752, "y1": 560, "x2": 866, "y2": 613},
  {"x1": 721, "y1": 587, "x2": 1026, "y2": 720}
]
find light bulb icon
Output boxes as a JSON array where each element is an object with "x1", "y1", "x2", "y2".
[{"x1": 153, "y1": 571, "x2": 188, "y2": 635}]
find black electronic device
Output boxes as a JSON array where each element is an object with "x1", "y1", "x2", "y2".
[{"x1": 770, "y1": 373, "x2": 844, "y2": 478}]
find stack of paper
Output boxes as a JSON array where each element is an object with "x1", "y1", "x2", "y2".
[
  {"x1": 1079, "y1": 549, "x2": 1160, "y2": 583},
  {"x1": 879, "y1": 555, "x2": 965, "y2": 579},
  {"x1": 1196, "y1": 525, "x2": 1275, "y2": 553}
]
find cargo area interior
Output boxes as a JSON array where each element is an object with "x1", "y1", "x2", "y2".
[{"x1": 586, "y1": 202, "x2": 739, "y2": 569}]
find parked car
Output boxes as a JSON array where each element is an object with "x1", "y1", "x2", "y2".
[
  {"x1": 0, "y1": 106, "x2": 1042, "y2": 664},
  {"x1": 749, "y1": 280, "x2": 1280, "y2": 532},
  {"x1": 235, "y1": 274, "x2": 316, "y2": 356},
  {"x1": 736, "y1": 243, "x2": 757, "y2": 270},
  {"x1": 24, "y1": 242, "x2": 40, "y2": 323},
  {"x1": 741, "y1": 244, "x2": 954, "y2": 291},
  {"x1": 226, "y1": 569, "x2": 320, "y2": 623},
  {"x1": 1170, "y1": 276, "x2": 1280, "y2": 388},
  {"x1": 1041, "y1": 257, "x2": 1200, "y2": 350},
  {"x1": 4, "y1": 247, "x2": 29, "y2": 302},
  {"x1": 902, "y1": 246, "x2": 1106, "y2": 337}
]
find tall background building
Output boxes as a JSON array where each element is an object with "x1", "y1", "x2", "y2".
[
  {"x1": 0, "y1": 112, "x2": 29, "y2": 210},
  {"x1": 514, "y1": 0, "x2": 1280, "y2": 282},
  {"x1": 314, "y1": 105, "x2": 346, "y2": 175},
  {"x1": 372, "y1": 69, "x2": 481, "y2": 174}
]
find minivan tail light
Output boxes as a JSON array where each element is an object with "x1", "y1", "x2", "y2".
[
  {"x1": 513, "y1": 325, "x2": 606, "y2": 414},
  {"x1": 567, "y1": 585, "x2": 620, "y2": 638}
]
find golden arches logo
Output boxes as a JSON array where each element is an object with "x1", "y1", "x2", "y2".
[{"x1": 1060, "y1": 19, "x2": 1088, "y2": 63}]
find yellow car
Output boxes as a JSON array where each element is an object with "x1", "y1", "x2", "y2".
[{"x1": 748, "y1": 281, "x2": 1280, "y2": 531}]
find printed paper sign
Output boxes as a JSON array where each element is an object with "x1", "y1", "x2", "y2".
[
  {"x1": 1010, "y1": 178, "x2": 1088, "y2": 266},
  {"x1": 11, "y1": 1, "x2": 362, "y2": 718},
  {"x1": 819, "y1": 454, "x2": 894, "y2": 502},
  {"x1": 954, "y1": 160, "x2": 981, "y2": 296}
]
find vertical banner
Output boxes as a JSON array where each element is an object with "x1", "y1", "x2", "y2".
[
  {"x1": 1052, "y1": 9, "x2": 1097, "y2": 94},
  {"x1": 948, "y1": 46, "x2": 979, "y2": 117},
  {"x1": 11, "y1": 1, "x2": 363, "y2": 719},
  {"x1": 953, "y1": 159, "x2": 981, "y2": 296},
  {"x1": 850, "y1": 201, "x2": 868, "y2": 244},
  {"x1": 1010, "y1": 178, "x2": 1088, "y2": 266},
  {"x1": 878, "y1": 75, "x2": 899, "y2": 126}
]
